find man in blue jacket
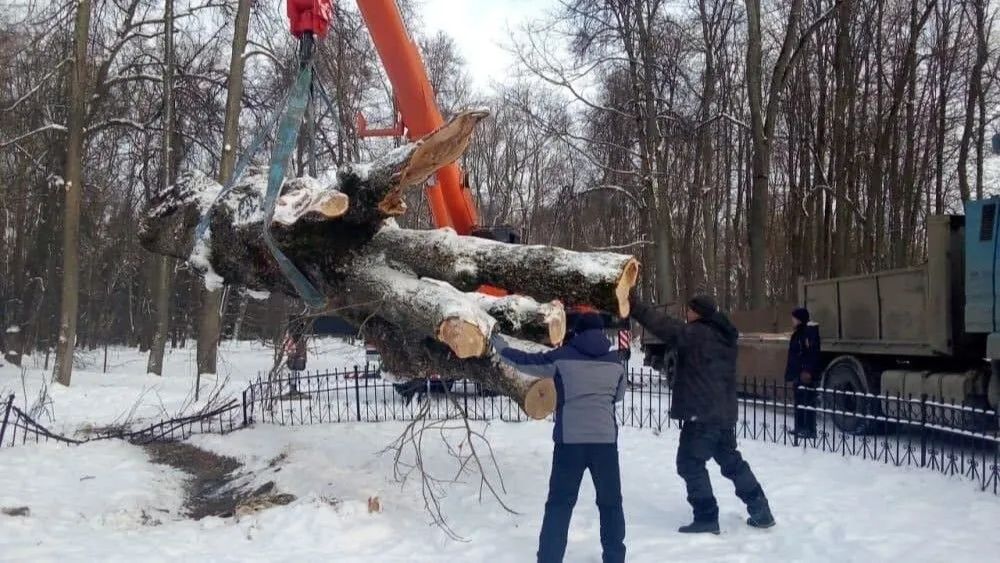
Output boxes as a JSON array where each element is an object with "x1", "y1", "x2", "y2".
[
  {"x1": 492, "y1": 312, "x2": 627, "y2": 563},
  {"x1": 786, "y1": 307, "x2": 821, "y2": 438}
]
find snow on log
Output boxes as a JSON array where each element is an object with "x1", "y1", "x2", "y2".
[
  {"x1": 360, "y1": 315, "x2": 556, "y2": 419},
  {"x1": 272, "y1": 176, "x2": 349, "y2": 226},
  {"x1": 342, "y1": 260, "x2": 496, "y2": 359},
  {"x1": 467, "y1": 293, "x2": 566, "y2": 346},
  {"x1": 370, "y1": 226, "x2": 640, "y2": 317},
  {"x1": 137, "y1": 107, "x2": 637, "y2": 419}
]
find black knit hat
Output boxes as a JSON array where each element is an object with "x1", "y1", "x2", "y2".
[
  {"x1": 572, "y1": 312, "x2": 605, "y2": 333},
  {"x1": 792, "y1": 307, "x2": 810, "y2": 324},
  {"x1": 687, "y1": 295, "x2": 717, "y2": 318}
]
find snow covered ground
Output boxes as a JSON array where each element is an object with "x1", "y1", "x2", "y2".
[
  {"x1": 0, "y1": 338, "x2": 369, "y2": 436},
  {"x1": 2, "y1": 421, "x2": 999, "y2": 562},
  {"x1": 1, "y1": 339, "x2": 999, "y2": 562}
]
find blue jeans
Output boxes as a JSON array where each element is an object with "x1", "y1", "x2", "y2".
[{"x1": 537, "y1": 443, "x2": 626, "y2": 563}]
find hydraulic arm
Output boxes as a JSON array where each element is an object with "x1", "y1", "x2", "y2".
[{"x1": 354, "y1": 0, "x2": 479, "y2": 235}]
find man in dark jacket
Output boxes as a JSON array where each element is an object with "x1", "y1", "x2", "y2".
[
  {"x1": 492, "y1": 312, "x2": 627, "y2": 563},
  {"x1": 629, "y1": 294, "x2": 775, "y2": 534},
  {"x1": 786, "y1": 307, "x2": 821, "y2": 438}
]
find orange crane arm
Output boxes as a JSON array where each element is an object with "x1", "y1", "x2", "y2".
[{"x1": 354, "y1": 0, "x2": 479, "y2": 236}]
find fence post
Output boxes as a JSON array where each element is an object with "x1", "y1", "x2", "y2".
[
  {"x1": 241, "y1": 388, "x2": 249, "y2": 426},
  {"x1": 0, "y1": 394, "x2": 13, "y2": 447},
  {"x1": 353, "y1": 366, "x2": 362, "y2": 422},
  {"x1": 920, "y1": 392, "x2": 928, "y2": 468}
]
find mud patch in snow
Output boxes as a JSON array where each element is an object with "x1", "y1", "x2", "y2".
[{"x1": 143, "y1": 441, "x2": 296, "y2": 521}]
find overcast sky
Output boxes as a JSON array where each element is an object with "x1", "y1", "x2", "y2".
[{"x1": 415, "y1": 0, "x2": 551, "y2": 91}]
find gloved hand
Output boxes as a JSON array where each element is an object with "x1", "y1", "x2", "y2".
[
  {"x1": 488, "y1": 332, "x2": 507, "y2": 354},
  {"x1": 627, "y1": 288, "x2": 639, "y2": 315}
]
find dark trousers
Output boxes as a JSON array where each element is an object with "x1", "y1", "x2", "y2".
[
  {"x1": 676, "y1": 422, "x2": 767, "y2": 522},
  {"x1": 537, "y1": 443, "x2": 625, "y2": 563},
  {"x1": 794, "y1": 384, "x2": 817, "y2": 435}
]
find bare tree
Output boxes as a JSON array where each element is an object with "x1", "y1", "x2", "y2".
[
  {"x1": 147, "y1": 0, "x2": 176, "y2": 376},
  {"x1": 52, "y1": 0, "x2": 92, "y2": 386},
  {"x1": 744, "y1": 0, "x2": 837, "y2": 308},
  {"x1": 196, "y1": 0, "x2": 252, "y2": 380}
]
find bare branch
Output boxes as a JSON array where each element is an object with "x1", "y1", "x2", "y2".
[
  {"x1": 2, "y1": 58, "x2": 72, "y2": 112},
  {"x1": 0, "y1": 123, "x2": 67, "y2": 150}
]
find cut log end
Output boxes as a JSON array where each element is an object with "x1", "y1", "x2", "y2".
[
  {"x1": 397, "y1": 109, "x2": 490, "y2": 188},
  {"x1": 615, "y1": 258, "x2": 641, "y2": 317},
  {"x1": 437, "y1": 318, "x2": 487, "y2": 359},
  {"x1": 521, "y1": 377, "x2": 557, "y2": 420},
  {"x1": 274, "y1": 190, "x2": 350, "y2": 226},
  {"x1": 539, "y1": 302, "x2": 567, "y2": 346},
  {"x1": 316, "y1": 192, "x2": 350, "y2": 218},
  {"x1": 378, "y1": 193, "x2": 407, "y2": 216}
]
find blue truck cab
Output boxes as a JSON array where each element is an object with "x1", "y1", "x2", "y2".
[{"x1": 963, "y1": 197, "x2": 1000, "y2": 410}]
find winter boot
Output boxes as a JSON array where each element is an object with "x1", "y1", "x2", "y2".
[
  {"x1": 742, "y1": 487, "x2": 776, "y2": 529},
  {"x1": 746, "y1": 502, "x2": 776, "y2": 529},
  {"x1": 678, "y1": 520, "x2": 721, "y2": 535}
]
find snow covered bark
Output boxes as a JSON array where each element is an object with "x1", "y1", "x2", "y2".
[
  {"x1": 342, "y1": 262, "x2": 496, "y2": 359},
  {"x1": 137, "y1": 108, "x2": 637, "y2": 417},
  {"x1": 467, "y1": 293, "x2": 566, "y2": 347},
  {"x1": 370, "y1": 226, "x2": 639, "y2": 317},
  {"x1": 358, "y1": 316, "x2": 556, "y2": 419}
]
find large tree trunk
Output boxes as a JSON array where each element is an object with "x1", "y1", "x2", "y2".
[
  {"x1": 139, "y1": 110, "x2": 638, "y2": 417},
  {"x1": 53, "y1": 0, "x2": 92, "y2": 386},
  {"x1": 147, "y1": 0, "x2": 176, "y2": 376},
  {"x1": 198, "y1": 0, "x2": 252, "y2": 377}
]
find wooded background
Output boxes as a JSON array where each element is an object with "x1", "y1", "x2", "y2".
[{"x1": 1, "y1": 0, "x2": 999, "y2": 382}]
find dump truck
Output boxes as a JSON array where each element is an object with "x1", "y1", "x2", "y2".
[{"x1": 641, "y1": 203, "x2": 1000, "y2": 433}]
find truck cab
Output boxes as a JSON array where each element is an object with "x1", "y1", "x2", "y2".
[{"x1": 962, "y1": 197, "x2": 1000, "y2": 411}]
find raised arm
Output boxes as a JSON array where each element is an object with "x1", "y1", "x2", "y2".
[
  {"x1": 629, "y1": 297, "x2": 684, "y2": 346},
  {"x1": 490, "y1": 335, "x2": 559, "y2": 379}
]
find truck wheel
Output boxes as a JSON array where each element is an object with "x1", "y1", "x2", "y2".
[{"x1": 822, "y1": 356, "x2": 880, "y2": 435}]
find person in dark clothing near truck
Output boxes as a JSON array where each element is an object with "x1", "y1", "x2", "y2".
[
  {"x1": 629, "y1": 294, "x2": 775, "y2": 534},
  {"x1": 787, "y1": 307, "x2": 821, "y2": 439},
  {"x1": 492, "y1": 312, "x2": 627, "y2": 563}
]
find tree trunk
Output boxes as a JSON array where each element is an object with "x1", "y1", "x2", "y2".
[
  {"x1": 745, "y1": 0, "x2": 823, "y2": 307},
  {"x1": 138, "y1": 110, "x2": 636, "y2": 416},
  {"x1": 53, "y1": 0, "x2": 92, "y2": 386},
  {"x1": 363, "y1": 316, "x2": 555, "y2": 419},
  {"x1": 147, "y1": 0, "x2": 175, "y2": 376},
  {"x1": 231, "y1": 292, "x2": 249, "y2": 342},
  {"x1": 198, "y1": 0, "x2": 251, "y2": 377},
  {"x1": 958, "y1": 0, "x2": 985, "y2": 202}
]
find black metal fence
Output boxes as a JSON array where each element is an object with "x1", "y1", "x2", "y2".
[
  {"x1": 244, "y1": 366, "x2": 1000, "y2": 495},
  {"x1": 0, "y1": 393, "x2": 244, "y2": 449},
  {"x1": 4, "y1": 366, "x2": 998, "y2": 496},
  {"x1": 0, "y1": 394, "x2": 83, "y2": 448}
]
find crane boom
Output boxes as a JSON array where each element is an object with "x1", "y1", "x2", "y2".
[{"x1": 355, "y1": 0, "x2": 479, "y2": 235}]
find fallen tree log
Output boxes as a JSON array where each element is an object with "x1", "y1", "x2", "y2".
[
  {"x1": 358, "y1": 315, "x2": 556, "y2": 419},
  {"x1": 466, "y1": 293, "x2": 566, "y2": 347},
  {"x1": 342, "y1": 261, "x2": 496, "y2": 359},
  {"x1": 370, "y1": 226, "x2": 639, "y2": 317},
  {"x1": 138, "y1": 108, "x2": 637, "y2": 418}
]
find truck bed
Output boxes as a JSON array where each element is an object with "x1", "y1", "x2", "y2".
[{"x1": 801, "y1": 215, "x2": 968, "y2": 358}]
